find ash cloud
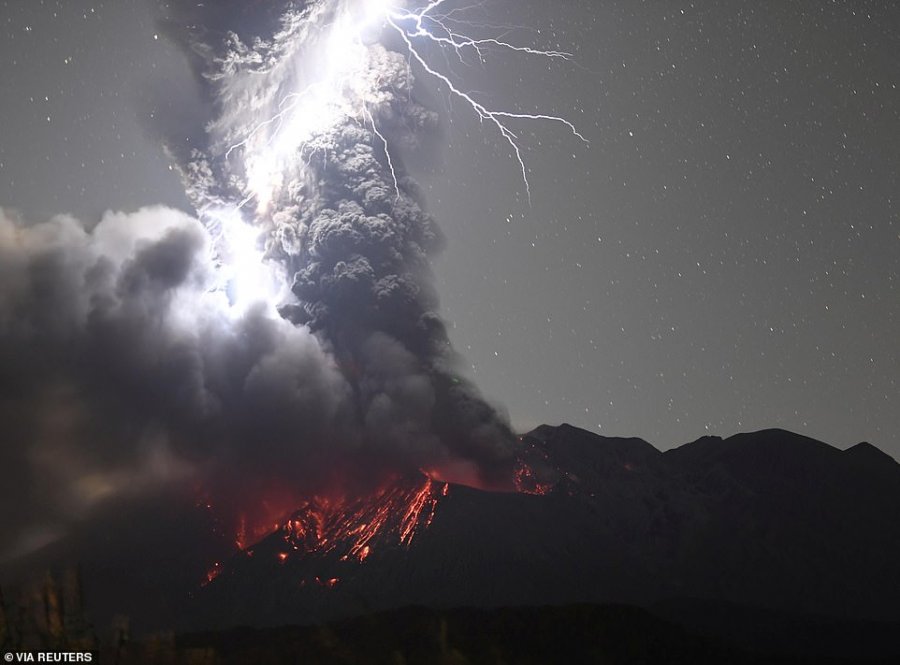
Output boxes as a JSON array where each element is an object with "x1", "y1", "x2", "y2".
[
  {"x1": 0, "y1": 206, "x2": 351, "y2": 560},
  {"x1": 0, "y1": 0, "x2": 516, "y2": 563},
  {"x1": 157, "y1": 0, "x2": 518, "y2": 478}
]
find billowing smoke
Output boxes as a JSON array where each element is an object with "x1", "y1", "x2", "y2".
[
  {"x1": 0, "y1": 0, "x2": 518, "y2": 564},
  {"x1": 0, "y1": 206, "x2": 352, "y2": 560},
  {"x1": 159, "y1": 0, "x2": 519, "y2": 480}
]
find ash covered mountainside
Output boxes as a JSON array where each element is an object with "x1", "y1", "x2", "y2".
[{"x1": 194, "y1": 424, "x2": 900, "y2": 628}]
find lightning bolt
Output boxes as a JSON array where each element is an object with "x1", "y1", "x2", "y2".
[
  {"x1": 387, "y1": 1, "x2": 587, "y2": 203},
  {"x1": 226, "y1": 0, "x2": 587, "y2": 207},
  {"x1": 225, "y1": 83, "x2": 322, "y2": 160},
  {"x1": 363, "y1": 104, "x2": 401, "y2": 201}
]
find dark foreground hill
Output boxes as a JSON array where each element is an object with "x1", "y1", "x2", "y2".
[
  {"x1": 194, "y1": 425, "x2": 900, "y2": 630},
  {"x1": 171, "y1": 604, "x2": 900, "y2": 665}
]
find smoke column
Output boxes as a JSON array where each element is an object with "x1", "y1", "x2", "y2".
[{"x1": 164, "y1": 0, "x2": 521, "y2": 482}]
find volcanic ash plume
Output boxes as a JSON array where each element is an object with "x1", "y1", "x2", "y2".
[
  {"x1": 0, "y1": 0, "x2": 522, "y2": 562},
  {"x1": 161, "y1": 0, "x2": 519, "y2": 483}
]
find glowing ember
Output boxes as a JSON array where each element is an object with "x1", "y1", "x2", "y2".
[
  {"x1": 203, "y1": 562, "x2": 222, "y2": 586},
  {"x1": 314, "y1": 576, "x2": 340, "y2": 588},
  {"x1": 514, "y1": 438, "x2": 557, "y2": 495},
  {"x1": 513, "y1": 463, "x2": 553, "y2": 496}
]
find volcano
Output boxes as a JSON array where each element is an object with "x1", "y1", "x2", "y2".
[{"x1": 190, "y1": 424, "x2": 900, "y2": 629}]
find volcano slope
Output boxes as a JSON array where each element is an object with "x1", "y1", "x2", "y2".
[{"x1": 192, "y1": 424, "x2": 900, "y2": 630}]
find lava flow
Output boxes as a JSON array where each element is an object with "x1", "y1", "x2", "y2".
[
  {"x1": 270, "y1": 474, "x2": 444, "y2": 565},
  {"x1": 201, "y1": 474, "x2": 444, "y2": 587}
]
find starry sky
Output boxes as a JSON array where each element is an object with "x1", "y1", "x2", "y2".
[{"x1": 1, "y1": 0, "x2": 897, "y2": 456}]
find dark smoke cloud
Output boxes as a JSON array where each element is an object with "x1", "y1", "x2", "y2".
[
  {"x1": 157, "y1": 0, "x2": 517, "y2": 477},
  {"x1": 274, "y1": 116, "x2": 517, "y2": 476},
  {"x1": 1, "y1": 0, "x2": 516, "y2": 566},
  {"x1": 0, "y1": 206, "x2": 351, "y2": 560}
]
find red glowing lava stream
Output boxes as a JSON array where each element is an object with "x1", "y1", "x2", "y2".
[{"x1": 201, "y1": 447, "x2": 555, "y2": 587}]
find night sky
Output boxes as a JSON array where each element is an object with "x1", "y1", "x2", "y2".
[{"x1": 1, "y1": 0, "x2": 897, "y2": 456}]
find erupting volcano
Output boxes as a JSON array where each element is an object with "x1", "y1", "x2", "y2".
[
  {"x1": 0, "y1": 0, "x2": 585, "y2": 574},
  {"x1": 3, "y1": 2, "x2": 898, "y2": 661},
  {"x1": 0, "y1": 1, "x2": 591, "y2": 631},
  {"x1": 140, "y1": 0, "x2": 588, "y2": 588}
]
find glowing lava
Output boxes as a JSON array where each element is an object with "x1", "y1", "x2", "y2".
[
  {"x1": 203, "y1": 561, "x2": 222, "y2": 587},
  {"x1": 200, "y1": 455, "x2": 555, "y2": 588},
  {"x1": 273, "y1": 475, "x2": 443, "y2": 565}
]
